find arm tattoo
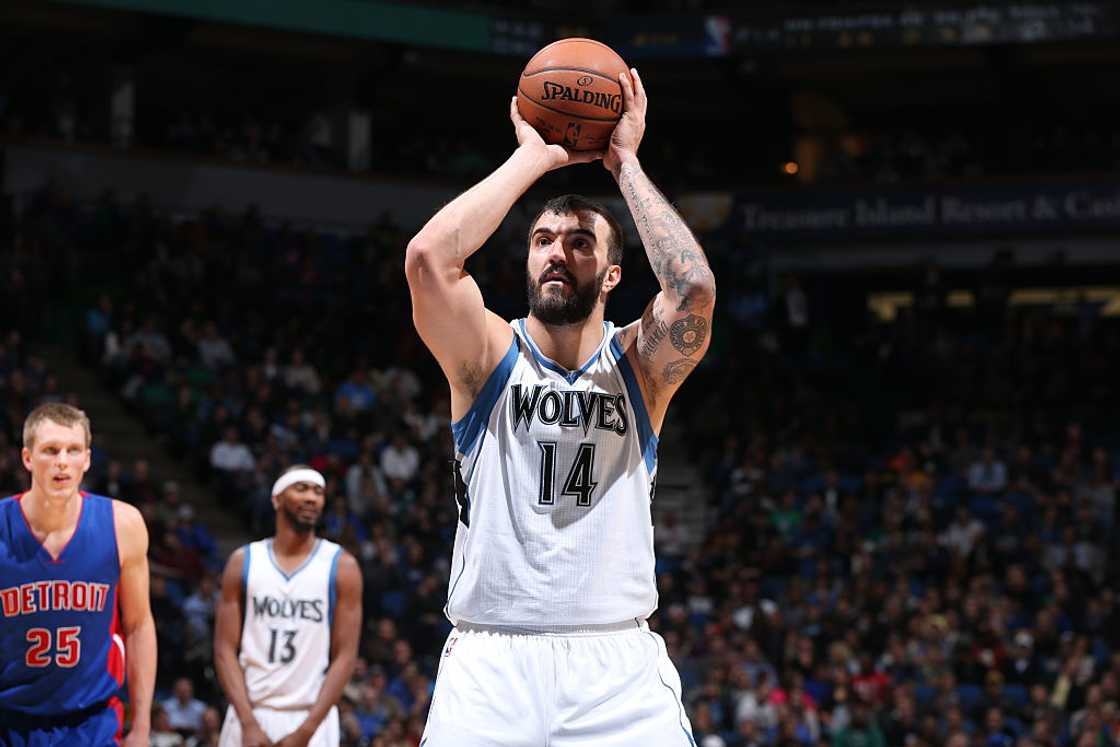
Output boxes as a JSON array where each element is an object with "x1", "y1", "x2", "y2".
[
  {"x1": 670, "y1": 314, "x2": 708, "y2": 356},
  {"x1": 663, "y1": 358, "x2": 698, "y2": 385},
  {"x1": 618, "y1": 163, "x2": 715, "y2": 309},
  {"x1": 639, "y1": 303, "x2": 669, "y2": 359}
]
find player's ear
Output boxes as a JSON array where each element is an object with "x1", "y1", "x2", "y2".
[
  {"x1": 21, "y1": 447, "x2": 32, "y2": 471},
  {"x1": 601, "y1": 264, "x2": 621, "y2": 294}
]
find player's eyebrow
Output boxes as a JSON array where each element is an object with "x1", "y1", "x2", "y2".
[{"x1": 531, "y1": 227, "x2": 597, "y2": 242}]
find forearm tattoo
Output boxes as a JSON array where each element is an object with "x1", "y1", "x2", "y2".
[{"x1": 619, "y1": 162, "x2": 715, "y2": 312}]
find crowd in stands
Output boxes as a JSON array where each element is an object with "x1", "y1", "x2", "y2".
[
  {"x1": 4, "y1": 175, "x2": 1119, "y2": 747},
  {"x1": 8, "y1": 66, "x2": 1120, "y2": 191}
]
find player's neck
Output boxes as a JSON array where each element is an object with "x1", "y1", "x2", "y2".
[
  {"x1": 272, "y1": 523, "x2": 318, "y2": 558},
  {"x1": 525, "y1": 312, "x2": 606, "y2": 371},
  {"x1": 22, "y1": 485, "x2": 83, "y2": 533}
]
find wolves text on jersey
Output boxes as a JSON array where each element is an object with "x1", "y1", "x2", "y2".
[
  {"x1": 0, "y1": 581, "x2": 111, "y2": 617},
  {"x1": 251, "y1": 594, "x2": 325, "y2": 623},
  {"x1": 511, "y1": 385, "x2": 629, "y2": 436}
]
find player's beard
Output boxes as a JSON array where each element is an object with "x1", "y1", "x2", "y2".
[
  {"x1": 527, "y1": 265, "x2": 605, "y2": 326},
  {"x1": 282, "y1": 504, "x2": 319, "y2": 534}
]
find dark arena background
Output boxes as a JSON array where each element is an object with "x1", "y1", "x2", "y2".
[{"x1": 3, "y1": 1, "x2": 1120, "y2": 745}]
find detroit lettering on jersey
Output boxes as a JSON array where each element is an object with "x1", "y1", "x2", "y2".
[
  {"x1": 511, "y1": 385, "x2": 629, "y2": 436},
  {"x1": 251, "y1": 594, "x2": 325, "y2": 624},
  {"x1": 0, "y1": 580, "x2": 111, "y2": 617}
]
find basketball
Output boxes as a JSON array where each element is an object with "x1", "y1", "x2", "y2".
[{"x1": 516, "y1": 38, "x2": 630, "y2": 152}]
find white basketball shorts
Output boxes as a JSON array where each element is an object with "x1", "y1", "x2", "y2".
[
  {"x1": 421, "y1": 619, "x2": 695, "y2": 747},
  {"x1": 218, "y1": 704, "x2": 340, "y2": 747}
]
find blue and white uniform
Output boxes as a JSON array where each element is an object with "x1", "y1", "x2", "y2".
[
  {"x1": 218, "y1": 538, "x2": 343, "y2": 747},
  {"x1": 423, "y1": 320, "x2": 694, "y2": 747}
]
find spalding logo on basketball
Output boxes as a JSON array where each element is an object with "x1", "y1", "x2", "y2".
[
  {"x1": 516, "y1": 38, "x2": 629, "y2": 152},
  {"x1": 540, "y1": 82, "x2": 621, "y2": 115}
]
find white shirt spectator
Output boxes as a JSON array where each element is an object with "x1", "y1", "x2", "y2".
[
  {"x1": 283, "y1": 350, "x2": 321, "y2": 395},
  {"x1": 163, "y1": 678, "x2": 207, "y2": 732},
  {"x1": 940, "y1": 510, "x2": 985, "y2": 557},
  {"x1": 210, "y1": 431, "x2": 255, "y2": 472},
  {"x1": 197, "y1": 325, "x2": 235, "y2": 369},
  {"x1": 381, "y1": 438, "x2": 420, "y2": 483}
]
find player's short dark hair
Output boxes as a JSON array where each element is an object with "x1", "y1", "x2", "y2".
[
  {"x1": 530, "y1": 195, "x2": 624, "y2": 266},
  {"x1": 283, "y1": 463, "x2": 314, "y2": 475}
]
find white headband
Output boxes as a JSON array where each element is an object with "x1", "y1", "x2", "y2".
[{"x1": 271, "y1": 468, "x2": 325, "y2": 497}]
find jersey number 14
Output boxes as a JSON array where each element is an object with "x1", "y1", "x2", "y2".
[{"x1": 537, "y1": 442, "x2": 598, "y2": 506}]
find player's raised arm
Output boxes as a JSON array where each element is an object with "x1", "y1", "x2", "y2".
[
  {"x1": 606, "y1": 69, "x2": 716, "y2": 430},
  {"x1": 214, "y1": 549, "x2": 272, "y2": 747},
  {"x1": 405, "y1": 99, "x2": 600, "y2": 417},
  {"x1": 114, "y1": 501, "x2": 157, "y2": 747}
]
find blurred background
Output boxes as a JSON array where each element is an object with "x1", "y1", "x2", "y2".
[{"x1": 2, "y1": 1, "x2": 1120, "y2": 745}]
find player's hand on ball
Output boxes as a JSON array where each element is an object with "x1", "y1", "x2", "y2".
[
  {"x1": 510, "y1": 97, "x2": 602, "y2": 172},
  {"x1": 604, "y1": 68, "x2": 646, "y2": 176}
]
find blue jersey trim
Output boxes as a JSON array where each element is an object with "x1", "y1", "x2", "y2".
[
  {"x1": 241, "y1": 543, "x2": 251, "y2": 614},
  {"x1": 451, "y1": 337, "x2": 520, "y2": 456},
  {"x1": 517, "y1": 318, "x2": 608, "y2": 384},
  {"x1": 266, "y1": 538, "x2": 322, "y2": 581},
  {"x1": 610, "y1": 333, "x2": 658, "y2": 474},
  {"x1": 328, "y1": 548, "x2": 342, "y2": 626}
]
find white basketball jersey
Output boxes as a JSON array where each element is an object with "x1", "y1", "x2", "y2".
[
  {"x1": 446, "y1": 319, "x2": 658, "y2": 628},
  {"x1": 239, "y1": 538, "x2": 342, "y2": 709}
]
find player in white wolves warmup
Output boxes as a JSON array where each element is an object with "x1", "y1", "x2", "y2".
[
  {"x1": 406, "y1": 68, "x2": 715, "y2": 746},
  {"x1": 214, "y1": 465, "x2": 362, "y2": 747}
]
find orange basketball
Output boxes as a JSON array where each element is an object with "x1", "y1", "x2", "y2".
[{"x1": 516, "y1": 38, "x2": 629, "y2": 152}]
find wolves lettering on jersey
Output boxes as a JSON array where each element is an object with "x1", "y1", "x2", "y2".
[
  {"x1": 446, "y1": 320, "x2": 660, "y2": 629},
  {"x1": 250, "y1": 595, "x2": 325, "y2": 623},
  {"x1": 510, "y1": 385, "x2": 628, "y2": 436},
  {"x1": 0, "y1": 493, "x2": 126, "y2": 718},
  {"x1": 239, "y1": 538, "x2": 343, "y2": 711}
]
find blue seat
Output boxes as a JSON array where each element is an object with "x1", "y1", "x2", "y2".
[
  {"x1": 1004, "y1": 684, "x2": 1028, "y2": 709},
  {"x1": 956, "y1": 683, "x2": 983, "y2": 711}
]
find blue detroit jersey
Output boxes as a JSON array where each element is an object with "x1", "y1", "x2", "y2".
[{"x1": 0, "y1": 492, "x2": 126, "y2": 716}]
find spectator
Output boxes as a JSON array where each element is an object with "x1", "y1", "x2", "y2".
[
  {"x1": 380, "y1": 432, "x2": 419, "y2": 485},
  {"x1": 150, "y1": 704, "x2": 185, "y2": 747},
  {"x1": 163, "y1": 677, "x2": 207, "y2": 735},
  {"x1": 209, "y1": 427, "x2": 253, "y2": 470},
  {"x1": 196, "y1": 321, "x2": 235, "y2": 370},
  {"x1": 283, "y1": 348, "x2": 321, "y2": 395},
  {"x1": 969, "y1": 448, "x2": 1009, "y2": 494}
]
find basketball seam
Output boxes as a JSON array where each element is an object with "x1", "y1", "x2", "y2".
[
  {"x1": 521, "y1": 66, "x2": 623, "y2": 83},
  {"x1": 516, "y1": 87, "x2": 621, "y2": 123}
]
